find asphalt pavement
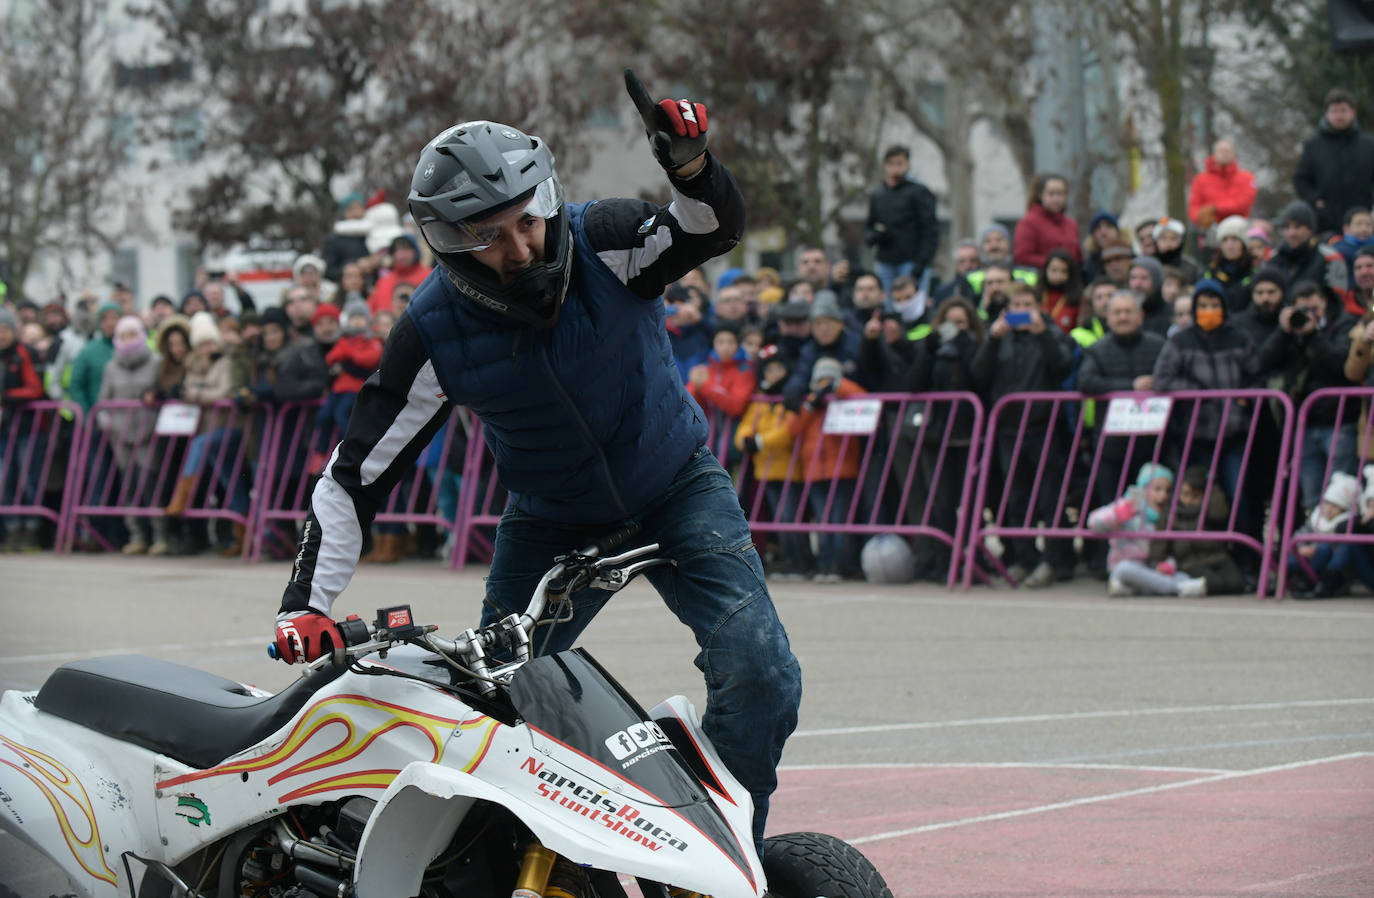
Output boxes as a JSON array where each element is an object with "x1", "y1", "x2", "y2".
[{"x1": 2, "y1": 554, "x2": 1371, "y2": 896}]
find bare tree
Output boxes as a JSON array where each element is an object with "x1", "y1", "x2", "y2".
[
  {"x1": 130, "y1": 0, "x2": 615, "y2": 253},
  {"x1": 0, "y1": 0, "x2": 129, "y2": 297}
]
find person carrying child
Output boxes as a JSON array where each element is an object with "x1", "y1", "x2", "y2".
[{"x1": 1088, "y1": 462, "x2": 1207, "y2": 597}]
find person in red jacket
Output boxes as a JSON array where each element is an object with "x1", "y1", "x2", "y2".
[
  {"x1": 1187, "y1": 139, "x2": 1257, "y2": 230},
  {"x1": 366, "y1": 234, "x2": 432, "y2": 315},
  {"x1": 309, "y1": 301, "x2": 383, "y2": 473},
  {"x1": 1014, "y1": 173, "x2": 1082, "y2": 270},
  {"x1": 687, "y1": 322, "x2": 757, "y2": 419},
  {"x1": 0, "y1": 306, "x2": 46, "y2": 551}
]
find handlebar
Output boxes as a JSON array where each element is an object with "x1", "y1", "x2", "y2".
[{"x1": 281, "y1": 535, "x2": 673, "y2": 687}]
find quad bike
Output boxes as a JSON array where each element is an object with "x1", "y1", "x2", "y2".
[{"x1": 0, "y1": 531, "x2": 892, "y2": 898}]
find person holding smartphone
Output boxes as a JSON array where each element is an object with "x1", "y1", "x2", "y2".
[{"x1": 973, "y1": 282, "x2": 1078, "y2": 588}]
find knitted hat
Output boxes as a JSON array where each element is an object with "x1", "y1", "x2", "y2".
[
  {"x1": 775, "y1": 300, "x2": 812, "y2": 322},
  {"x1": 1251, "y1": 268, "x2": 1287, "y2": 293},
  {"x1": 1281, "y1": 201, "x2": 1317, "y2": 232},
  {"x1": 188, "y1": 311, "x2": 221, "y2": 348},
  {"x1": 338, "y1": 191, "x2": 365, "y2": 212},
  {"x1": 1216, "y1": 215, "x2": 1250, "y2": 243},
  {"x1": 97, "y1": 300, "x2": 122, "y2": 321},
  {"x1": 311, "y1": 303, "x2": 341, "y2": 326},
  {"x1": 1246, "y1": 225, "x2": 1272, "y2": 246},
  {"x1": 1130, "y1": 256, "x2": 1165, "y2": 291},
  {"x1": 342, "y1": 298, "x2": 371, "y2": 323},
  {"x1": 809, "y1": 290, "x2": 844, "y2": 322},
  {"x1": 1322, "y1": 471, "x2": 1360, "y2": 510},
  {"x1": 757, "y1": 285, "x2": 785, "y2": 307},
  {"x1": 1135, "y1": 462, "x2": 1174, "y2": 489},
  {"x1": 1152, "y1": 217, "x2": 1186, "y2": 241},
  {"x1": 716, "y1": 267, "x2": 745, "y2": 291},
  {"x1": 810, "y1": 356, "x2": 844, "y2": 389},
  {"x1": 1089, "y1": 210, "x2": 1119, "y2": 233},
  {"x1": 292, "y1": 253, "x2": 326, "y2": 281},
  {"x1": 1193, "y1": 278, "x2": 1227, "y2": 302},
  {"x1": 113, "y1": 314, "x2": 146, "y2": 350}
]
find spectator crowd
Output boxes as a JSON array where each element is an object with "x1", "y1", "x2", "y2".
[{"x1": 5, "y1": 88, "x2": 1374, "y2": 598}]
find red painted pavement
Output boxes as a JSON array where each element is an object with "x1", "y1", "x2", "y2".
[{"x1": 767, "y1": 756, "x2": 1374, "y2": 897}]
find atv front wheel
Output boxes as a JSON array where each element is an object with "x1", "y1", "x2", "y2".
[{"x1": 762, "y1": 831, "x2": 893, "y2": 898}]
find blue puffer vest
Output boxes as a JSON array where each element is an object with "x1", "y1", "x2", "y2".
[{"x1": 406, "y1": 202, "x2": 708, "y2": 524}]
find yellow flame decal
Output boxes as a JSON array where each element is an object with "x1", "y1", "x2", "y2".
[
  {"x1": 0, "y1": 734, "x2": 118, "y2": 886},
  {"x1": 157, "y1": 696, "x2": 487, "y2": 803}
]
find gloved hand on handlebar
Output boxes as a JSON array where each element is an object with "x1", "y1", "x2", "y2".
[{"x1": 274, "y1": 610, "x2": 342, "y2": 664}]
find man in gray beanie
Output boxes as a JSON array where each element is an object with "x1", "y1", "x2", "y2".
[
  {"x1": 782, "y1": 289, "x2": 865, "y2": 409},
  {"x1": 1272, "y1": 200, "x2": 1349, "y2": 297},
  {"x1": 1128, "y1": 256, "x2": 1172, "y2": 337}
]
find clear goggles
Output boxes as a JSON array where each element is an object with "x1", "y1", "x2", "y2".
[{"x1": 421, "y1": 177, "x2": 563, "y2": 253}]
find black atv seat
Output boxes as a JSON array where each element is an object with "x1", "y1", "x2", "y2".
[{"x1": 35, "y1": 655, "x2": 342, "y2": 770}]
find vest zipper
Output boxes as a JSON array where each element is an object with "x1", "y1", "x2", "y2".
[{"x1": 538, "y1": 342, "x2": 630, "y2": 518}]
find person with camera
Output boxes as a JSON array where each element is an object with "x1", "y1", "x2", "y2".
[
  {"x1": 272, "y1": 71, "x2": 800, "y2": 850},
  {"x1": 1258, "y1": 281, "x2": 1359, "y2": 511}
]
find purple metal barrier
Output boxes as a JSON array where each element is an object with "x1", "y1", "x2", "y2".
[
  {"x1": 251, "y1": 400, "x2": 468, "y2": 564},
  {"x1": 1277, "y1": 387, "x2": 1374, "y2": 598},
  {"x1": 451, "y1": 392, "x2": 986, "y2": 586},
  {"x1": 66, "y1": 399, "x2": 273, "y2": 556},
  {"x1": 0, "y1": 400, "x2": 83, "y2": 549},
  {"x1": 962, "y1": 389, "x2": 1293, "y2": 597}
]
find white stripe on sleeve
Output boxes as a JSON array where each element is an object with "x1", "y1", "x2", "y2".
[
  {"x1": 359, "y1": 359, "x2": 444, "y2": 487},
  {"x1": 667, "y1": 185, "x2": 720, "y2": 235},
  {"x1": 598, "y1": 225, "x2": 674, "y2": 285}
]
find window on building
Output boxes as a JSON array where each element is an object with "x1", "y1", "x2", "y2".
[
  {"x1": 175, "y1": 243, "x2": 200, "y2": 297},
  {"x1": 171, "y1": 105, "x2": 204, "y2": 163},
  {"x1": 114, "y1": 58, "x2": 193, "y2": 90},
  {"x1": 111, "y1": 112, "x2": 138, "y2": 166},
  {"x1": 110, "y1": 247, "x2": 139, "y2": 303}
]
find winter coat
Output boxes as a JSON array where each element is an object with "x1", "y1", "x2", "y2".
[
  {"x1": 895, "y1": 329, "x2": 981, "y2": 440},
  {"x1": 68, "y1": 335, "x2": 114, "y2": 412},
  {"x1": 1042, "y1": 288, "x2": 1082, "y2": 335},
  {"x1": 1076, "y1": 329, "x2": 1167, "y2": 395},
  {"x1": 326, "y1": 334, "x2": 383, "y2": 394},
  {"x1": 865, "y1": 178, "x2": 939, "y2": 269},
  {"x1": 1231, "y1": 304, "x2": 1283, "y2": 363},
  {"x1": 1257, "y1": 294, "x2": 1356, "y2": 426},
  {"x1": 1293, "y1": 117, "x2": 1374, "y2": 234},
  {"x1": 274, "y1": 338, "x2": 330, "y2": 402},
  {"x1": 181, "y1": 352, "x2": 234, "y2": 436},
  {"x1": 366, "y1": 236, "x2": 432, "y2": 315},
  {"x1": 323, "y1": 219, "x2": 371, "y2": 283},
  {"x1": 1328, "y1": 231, "x2": 1374, "y2": 291},
  {"x1": 1204, "y1": 256, "x2": 1256, "y2": 314},
  {"x1": 734, "y1": 399, "x2": 798, "y2": 482},
  {"x1": 154, "y1": 318, "x2": 191, "y2": 401},
  {"x1": 1148, "y1": 485, "x2": 1236, "y2": 572},
  {"x1": 95, "y1": 346, "x2": 161, "y2": 469},
  {"x1": 1087, "y1": 486, "x2": 1156, "y2": 570},
  {"x1": 1270, "y1": 239, "x2": 1349, "y2": 301},
  {"x1": 1151, "y1": 298, "x2": 1260, "y2": 441},
  {"x1": 783, "y1": 328, "x2": 868, "y2": 410},
  {"x1": 788, "y1": 378, "x2": 866, "y2": 481},
  {"x1": 687, "y1": 350, "x2": 756, "y2": 419},
  {"x1": 1187, "y1": 156, "x2": 1257, "y2": 227},
  {"x1": 971, "y1": 324, "x2": 1075, "y2": 429},
  {"x1": 0, "y1": 341, "x2": 44, "y2": 406},
  {"x1": 1141, "y1": 293, "x2": 1173, "y2": 339},
  {"x1": 1013, "y1": 203, "x2": 1082, "y2": 270}
]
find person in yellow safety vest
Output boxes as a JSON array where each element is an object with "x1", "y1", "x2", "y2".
[{"x1": 909, "y1": 263, "x2": 1024, "y2": 341}]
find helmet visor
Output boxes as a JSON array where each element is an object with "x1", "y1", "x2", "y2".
[{"x1": 421, "y1": 176, "x2": 564, "y2": 254}]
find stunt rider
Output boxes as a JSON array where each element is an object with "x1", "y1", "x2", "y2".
[{"x1": 274, "y1": 71, "x2": 802, "y2": 847}]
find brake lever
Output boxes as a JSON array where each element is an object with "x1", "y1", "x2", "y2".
[{"x1": 589, "y1": 557, "x2": 676, "y2": 592}]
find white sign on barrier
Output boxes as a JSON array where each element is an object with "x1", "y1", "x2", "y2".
[
  {"x1": 1102, "y1": 396, "x2": 1172, "y2": 435},
  {"x1": 155, "y1": 402, "x2": 201, "y2": 437},
  {"x1": 822, "y1": 398, "x2": 883, "y2": 435}
]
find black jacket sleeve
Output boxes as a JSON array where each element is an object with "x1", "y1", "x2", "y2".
[
  {"x1": 280, "y1": 313, "x2": 450, "y2": 615},
  {"x1": 580, "y1": 153, "x2": 745, "y2": 300}
]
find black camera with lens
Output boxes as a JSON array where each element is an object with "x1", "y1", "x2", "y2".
[{"x1": 1290, "y1": 308, "x2": 1309, "y2": 330}]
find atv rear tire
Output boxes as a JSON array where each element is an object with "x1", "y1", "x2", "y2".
[{"x1": 762, "y1": 831, "x2": 893, "y2": 898}]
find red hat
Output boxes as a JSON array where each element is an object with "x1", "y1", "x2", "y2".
[
  {"x1": 311, "y1": 303, "x2": 340, "y2": 325},
  {"x1": 364, "y1": 188, "x2": 387, "y2": 209}
]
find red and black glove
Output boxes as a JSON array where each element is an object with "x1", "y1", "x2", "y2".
[
  {"x1": 624, "y1": 67, "x2": 709, "y2": 173},
  {"x1": 274, "y1": 610, "x2": 342, "y2": 664}
]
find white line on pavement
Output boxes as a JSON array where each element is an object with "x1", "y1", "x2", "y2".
[
  {"x1": 849, "y1": 751, "x2": 1373, "y2": 845},
  {"x1": 792, "y1": 696, "x2": 1374, "y2": 738},
  {"x1": 781, "y1": 761, "x2": 1231, "y2": 774}
]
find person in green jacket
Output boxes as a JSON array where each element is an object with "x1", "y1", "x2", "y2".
[{"x1": 68, "y1": 302, "x2": 120, "y2": 412}]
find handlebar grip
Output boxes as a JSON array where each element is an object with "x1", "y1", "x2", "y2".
[{"x1": 589, "y1": 521, "x2": 642, "y2": 557}]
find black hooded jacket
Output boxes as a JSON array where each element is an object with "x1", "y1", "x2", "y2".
[
  {"x1": 1257, "y1": 288, "x2": 1356, "y2": 426},
  {"x1": 1152, "y1": 292, "x2": 1260, "y2": 441}
]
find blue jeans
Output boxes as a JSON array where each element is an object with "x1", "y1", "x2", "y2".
[
  {"x1": 874, "y1": 260, "x2": 918, "y2": 300},
  {"x1": 1290, "y1": 541, "x2": 1374, "y2": 589},
  {"x1": 481, "y1": 446, "x2": 802, "y2": 849},
  {"x1": 1299, "y1": 423, "x2": 1358, "y2": 511},
  {"x1": 180, "y1": 428, "x2": 252, "y2": 515}
]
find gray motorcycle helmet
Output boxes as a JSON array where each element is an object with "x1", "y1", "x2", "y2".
[{"x1": 408, "y1": 121, "x2": 573, "y2": 328}]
